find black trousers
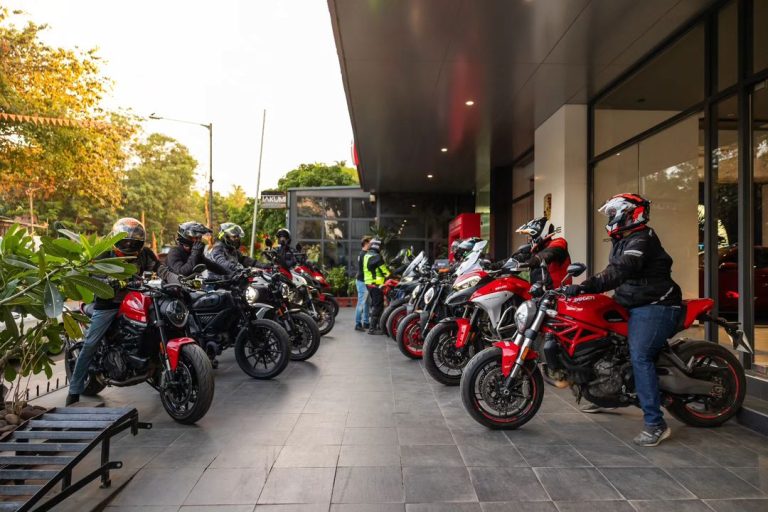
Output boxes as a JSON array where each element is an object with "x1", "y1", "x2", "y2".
[{"x1": 367, "y1": 285, "x2": 384, "y2": 325}]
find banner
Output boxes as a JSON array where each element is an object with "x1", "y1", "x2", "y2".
[{"x1": 260, "y1": 192, "x2": 287, "y2": 209}]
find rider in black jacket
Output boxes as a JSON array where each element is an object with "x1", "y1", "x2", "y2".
[
  {"x1": 166, "y1": 221, "x2": 227, "y2": 277},
  {"x1": 565, "y1": 193, "x2": 682, "y2": 447},
  {"x1": 274, "y1": 228, "x2": 297, "y2": 269},
  {"x1": 208, "y1": 223, "x2": 258, "y2": 279}
]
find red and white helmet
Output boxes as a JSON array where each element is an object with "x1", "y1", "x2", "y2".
[{"x1": 598, "y1": 193, "x2": 650, "y2": 238}]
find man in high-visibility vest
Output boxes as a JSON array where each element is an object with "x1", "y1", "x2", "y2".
[{"x1": 363, "y1": 238, "x2": 389, "y2": 335}]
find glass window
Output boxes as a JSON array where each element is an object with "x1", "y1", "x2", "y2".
[
  {"x1": 513, "y1": 160, "x2": 534, "y2": 199},
  {"x1": 324, "y1": 220, "x2": 348, "y2": 241},
  {"x1": 755, "y1": 0, "x2": 768, "y2": 73},
  {"x1": 351, "y1": 198, "x2": 376, "y2": 217},
  {"x1": 717, "y1": 1, "x2": 738, "y2": 90},
  {"x1": 296, "y1": 219, "x2": 323, "y2": 240},
  {"x1": 323, "y1": 241, "x2": 350, "y2": 269},
  {"x1": 752, "y1": 80, "x2": 768, "y2": 368},
  {"x1": 351, "y1": 219, "x2": 375, "y2": 239},
  {"x1": 324, "y1": 197, "x2": 349, "y2": 219},
  {"x1": 296, "y1": 196, "x2": 324, "y2": 217},
  {"x1": 594, "y1": 24, "x2": 705, "y2": 155}
]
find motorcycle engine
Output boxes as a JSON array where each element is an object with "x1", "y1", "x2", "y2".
[
  {"x1": 103, "y1": 347, "x2": 129, "y2": 381},
  {"x1": 582, "y1": 349, "x2": 635, "y2": 407}
]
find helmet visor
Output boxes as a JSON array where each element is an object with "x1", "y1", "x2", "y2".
[{"x1": 115, "y1": 238, "x2": 144, "y2": 255}]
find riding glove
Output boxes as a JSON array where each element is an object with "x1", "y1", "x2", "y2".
[{"x1": 563, "y1": 284, "x2": 583, "y2": 297}]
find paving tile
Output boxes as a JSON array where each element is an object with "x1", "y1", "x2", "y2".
[
  {"x1": 479, "y1": 503, "x2": 557, "y2": 512},
  {"x1": 332, "y1": 466, "x2": 405, "y2": 503},
  {"x1": 211, "y1": 445, "x2": 283, "y2": 470},
  {"x1": 347, "y1": 410, "x2": 397, "y2": 427},
  {"x1": 111, "y1": 467, "x2": 204, "y2": 506},
  {"x1": 704, "y1": 499, "x2": 768, "y2": 512},
  {"x1": 457, "y1": 443, "x2": 528, "y2": 468},
  {"x1": 599, "y1": 467, "x2": 694, "y2": 500},
  {"x1": 401, "y1": 445, "x2": 466, "y2": 467},
  {"x1": 343, "y1": 427, "x2": 399, "y2": 445},
  {"x1": 403, "y1": 466, "x2": 478, "y2": 503},
  {"x1": 295, "y1": 412, "x2": 348, "y2": 429},
  {"x1": 406, "y1": 504, "x2": 482, "y2": 512},
  {"x1": 274, "y1": 444, "x2": 341, "y2": 468},
  {"x1": 146, "y1": 444, "x2": 220, "y2": 469},
  {"x1": 573, "y1": 443, "x2": 652, "y2": 467},
  {"x1": 258, "y1": 467, "x2": 335, "y2": 504},
  {"x1": 516, "y1": 444, "x2": 590, "y2": 468},
  {"x1": 670, "y1": 467, "x2": 766, "y2": 499},
  {"x1": 728, "y1": 467, "x2": 768, "y2": 493},
  {"x1": 398, "y1": 426, "x2": 455, "y2": 445},
  {"x1": 331, "y1": 505, "x2": 404, "y2": 512},
  {"x1": 179, "y1": 507, "x2": 254, "y2": 512},
  {"x1": 286, "y1": 426, "x2": 345, "y2": 446},
  {"x1": 184, "y1": 468, "x2": 267, "y2": 505},
  {"x1": 634, "y1": 442, "x2": 718, "y2": 467},
  {"x1": 395, "y1": 411, "x2": 447, "y2": 428},
  {"x1": 451, "y1": 429, "x2": 513, "y2": 447},
  {"x1": 533, "y1": 468, "x2": 621, "y2": 501},
  {"x1": 629, "y1": 500, "x2": 713, "y2": 512},
  {"x1": 255, "y1": 506, "x2": 330, "y2": 512},
  {"x1": 337, "y1": 444, "x2": 402, "y2": 466},
  {"x1": 105, "y1": 507, "x2": 179, "y2": 512},
  {"x1": 552, "y1": 501, "x2": 634, "y2": 512},
  {"x1": 468, "y1": 467, "x2": 549, "y2": 502}
]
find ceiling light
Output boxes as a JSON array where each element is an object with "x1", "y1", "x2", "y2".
[
  {"x1": 465, "y1": 100, "x2": 475, "y2": 106},
  {"x1": 440, "y1": 147, "x2": 448, "y2": 153},
  {"x1": 411, "y1": 204, "x2": 416, "y2": 208},
  {"x1": 427, "y1": 174, "x2": 434, "y2": 179}
]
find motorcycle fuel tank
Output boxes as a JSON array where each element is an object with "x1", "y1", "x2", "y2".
[
  {"x1": 191, "y1": 290, "x2": 235, "y2": 312},
  {"x1": 119, "y1": 291, "x2": 151, "y2": 324},
  {"x1": 469, "y1": 276, "x2": 530, "y2": 327}
]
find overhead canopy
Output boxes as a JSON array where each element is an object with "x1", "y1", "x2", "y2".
[{"x1": 328, "y1": 0, "x2": 716, "y2": 193}]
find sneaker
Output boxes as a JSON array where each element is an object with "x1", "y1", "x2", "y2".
[
  {"x1": 211, "y1": 358, "x2": 219, "y2": 369},
  {"x1": 633, "y1": 425, "x2": 672, "y2": 447},
  {"x1": 65, "y1": 393, "x2": 80, "y2": 406},
  {"x1": 580, "y1": 403, "x2": 616, "y2": 414},
  {"x1": 354, "y1": 325, "x2": 365, "y2": 331},
  {"x1": 362, "y1": 323, "x2": 370, "y2": 330}
]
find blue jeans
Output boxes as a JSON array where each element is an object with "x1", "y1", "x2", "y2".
[
  {"x1": 69, "y1": 309, "x2": 117, "y2": 395},
  {"x1": 628, "y1": 304, "x2": 681, "y2": 428},
  {"x1": 355, "y1": 280, "x2": 370, "y2": 327}
]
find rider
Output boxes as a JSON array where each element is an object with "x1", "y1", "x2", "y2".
[
  {"x1": 66, "y1": 218, "x2": 159, "y2": 406},
  {"x1": 355, "y1": 237, "x2": 372, "y2": 331},
  {"x1": 363, "y1": 238, "x2": 390, "y2": 335},
  {"x1": 208, "y1": 222, "x2": 259, "y2": 279},
  {"x1": 165, "y1": 221, "x2": 226, "y2": 277},
  {"x1": 273, "y1": 228, "x2": 297, "y2": 270},
  {"x1": 515, "y1": 217, "x2": 572, "y2": 288},
  {"x1": 564, "y1": 193, "x2": 682, "y2": 447}
]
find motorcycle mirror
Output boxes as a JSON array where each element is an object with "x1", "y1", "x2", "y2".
[
  {"x1": 192, "y1": 264, "x2": 207, "y2": 275},
  {"x1": 142, "y1": 271, "x2": 154, "y2": 281},
  {"x1": 503, "y1": 258, "x2": 520, "y2": 271},
  {"x1": 566, "y1": 263, "x2": 587, "y2": 278},
  {"x1": 265, "y1": 238, "x2": 274, "y2": 248}
]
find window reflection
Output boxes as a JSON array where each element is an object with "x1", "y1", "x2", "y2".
[{"x1": 297, "y1": 196, "x2": 324, "y2": 217}]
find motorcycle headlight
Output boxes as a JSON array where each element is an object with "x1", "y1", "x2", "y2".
[
  {"x1": 163, "y1": 299, "x2": 189, "y2": 328},
  {"x1": 514, "y1": 300, "x2": 536, "y2": 332},
  {"x1": 453, "y1": 275, "x2": 480, "y2": 291},
  {"x1": 402, "y1": 276, "x2": 414, "y2": 283},
  {"x1": 411, "y1": 285, "x2": 421, "y2": 299},
  {"x1": 246, "y1": 286, "x2": 258, "y2": 304},
  {"x1": 424, "y1": 287, "x2": 435, "y2": 305},
  {"x1": 293, "y1": 275, "x2": 307, "y2": 286}
]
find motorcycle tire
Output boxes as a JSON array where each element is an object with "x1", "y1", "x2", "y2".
[
  {"x1": 423, "y1": 321, "x2": 475, "y2": 386},
  {"x1": 386, "y1": 304, "x2": 409, "y2": 339},
  {"x1": 313, "y1": 300, "x2": 336, "y2": 336},
  {"x1": 396, "y1": 312, "x2": 424, "y2": 359},
  {"x1": 324, "y1": 294, "x2": 340, "y2": 317},
  {"x1": 664, "y1": 341, "x2": 746, "y2": 428},
  {"x1": 460, "y1": 347, "x2": 544, "y2": 430},
  {"x1": 160, "y1": 343, "x2": 214, "y2": 425},
  {"x1": 380, "y1": 298, "x2": 407, "y2": 334},
  {"x1": 64, "y1": 341, "x2": 107, "y2": 396},
  {"x1": 287, "y1": 312, "x2": 322, "y2": 361},
  {"x1": 235, "y1": 319, "x2": 291, "y2": 379}
]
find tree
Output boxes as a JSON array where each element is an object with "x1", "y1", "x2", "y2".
[
  {"x1": 0, "y1": 8, "x2": 137, "y2": 232},
  {"x1": 276, "y1": 161, "x2": 358, "y2": 189},
  {"x1": 121, "y1": 133, "x2": 199, "y2": 244}
]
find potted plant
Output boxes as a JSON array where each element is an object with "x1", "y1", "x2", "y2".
[{"x1": 0, "y1": 224, "x2": 137, "y2": 432}]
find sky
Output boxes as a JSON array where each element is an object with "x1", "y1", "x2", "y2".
[{"x1": 6, "y1": 0, "x2": 354, "y2": 195}]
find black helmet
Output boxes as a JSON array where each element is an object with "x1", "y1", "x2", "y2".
[
  {"x1": 218, "y1": 222, "x2": 245, "y2": 249},
  {"x1": 516, "y1": 217, "x2": 554, "y2": 246},
  {"x1": 177, "y1": 221, "x2": 211, "y2": 248},
  {"x1": 111, "y1": 217, "x2": 146, "y2": 256},
  {"x1": 276, "y1": 228, "x2": 291, "y2": 244},
  {"x1": 369, "y1": 238, "x2": 382, "y2": 252}
]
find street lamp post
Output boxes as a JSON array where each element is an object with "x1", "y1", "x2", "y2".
[{"x1": 148, "y1": 113, "x2": 214, "y2": 228}]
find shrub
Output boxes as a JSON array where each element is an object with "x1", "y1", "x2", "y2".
[{"x1": 326, "y1": 266, "x2": 352, "y2": 296}]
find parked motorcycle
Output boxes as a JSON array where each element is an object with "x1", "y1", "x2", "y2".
[
  {"x1": 423, "y1": 257, "x2": 530, "y2": 386},
  {"x1": 183, "y1": 268, "x2": 291, "y2": 380},
  {"x1": 379, "y1": 251, "x2": 426, "y2": 335},
  {"x1": 64, "y1": 275, "x2": 214, "y2": 424},
  {"x1": 291, "y1": 270, "x2": 336, "y2": 336},
  {"x1": 460, "y1": 262, "x2": 749, "y2": 429},
  {"x1": 293, "y1": 252, "x2": 339, "y2": 318}
]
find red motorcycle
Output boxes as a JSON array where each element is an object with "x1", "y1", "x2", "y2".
[
  {"x1": 460, "y1": 262, "x2": 749, "y2": 430},
  {"x1": 293, "y1": 252, "x2": 339, "y2": 317},
  {"x1": 65, "y1": 279, "x2": 215, "y2": 424}
]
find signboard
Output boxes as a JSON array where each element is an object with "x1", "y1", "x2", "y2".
[
  {"x1": 260, "y1": 192, "x2": 287, "y2": 209},
  {"x1": 544, "y1": 193, "x2": 552, "y2": 220}
]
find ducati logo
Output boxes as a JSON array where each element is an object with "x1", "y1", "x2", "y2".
[{"x1": 569, "y1": 295, "x2": 595, "y2": 303}]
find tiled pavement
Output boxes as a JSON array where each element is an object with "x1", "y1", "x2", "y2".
[{"x1": 38, "y1": 309, "x2": 768, "y2": 511}]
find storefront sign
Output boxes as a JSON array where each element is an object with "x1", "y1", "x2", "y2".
[
  {"x1": 544, "y1": 193, "x2": 552, "y2": 220},
  {"x1": 260, "y1": 192, "x2": 287, "y2": 209}
]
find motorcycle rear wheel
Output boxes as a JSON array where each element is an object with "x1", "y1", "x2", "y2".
[
  {"x1": 324, "y1": 294, "x2": 339, "y2": 317},
  {"x1": 235, "y1": 319, "x2": 291, "y2": 379},
  {"x1": 313, "y1": 300, "x2": 336, "y2": 336},
  {"x1": 386, "y1": 304, "x2": 409, "y2": 339},
  {"x1": 64, "y1": 341, "x2": 107, "y2": 396},
  {"x1": 460, "y1": 347, "x2": 543, "y2": 430},
  {"x1": 396, "y1": 312, "x2": 424, "y2": 359},
  {"x1": 665, "y1": 341, "x2": 746, "y2": 427},
  {"x1": 286, "y1": 312, "x2": 321, "y2": 361},
  {"x1": 160, "y1": 344, "x2": 215, "y2": 425},
  {"x1": 423, "y1": 321, "x2": 475, "y2": 386}
]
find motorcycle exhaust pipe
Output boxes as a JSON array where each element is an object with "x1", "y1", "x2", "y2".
[
  {"x1": 657, "y1": 367, "x2": 715, "y2": 396},
  {"x1": 105, "y1": 373, "x2": 151, "y2": 387}
]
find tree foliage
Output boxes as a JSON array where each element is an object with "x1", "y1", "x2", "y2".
[{"x1": 0, "y1": 8, "x2": 137, "y2": 232}]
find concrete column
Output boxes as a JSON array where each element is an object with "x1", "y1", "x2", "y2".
[{"x1": 534, "y1": 104, "x2": 588, "y2": 267}]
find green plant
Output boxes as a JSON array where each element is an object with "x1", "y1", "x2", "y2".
[
  {"x1": 0, "y1": 225, "x2": 136, "y2": 412},
  {"x1": 326, "y1": 266, "x2": 351, "y2": 297},
  {"x1": 347, "y1": 280, "x2": 357, "y2": 298}
]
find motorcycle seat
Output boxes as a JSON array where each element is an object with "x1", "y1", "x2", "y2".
[
  {"x1": 678, "y1": 298, "x2": 715, "y2": 331},
  {"x1": 80, "y1": 302, "x2": 95, "y2": 318}
]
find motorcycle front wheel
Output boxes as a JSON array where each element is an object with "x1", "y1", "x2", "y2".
[
  {"x1": 324, "y1": 294, "x2": 339, "y2": 317},
  {"x1": 460, "y1": 347, "x2": 543, "y2": 430},
  {"x1": 286, "y1": 312, "x2": 321, "y2": 361},
  {"x1": 160, "y1": 344, "x2": 215, "y2": 425},
  {"x1": 423, "y1": 321, "x2": 476, "y2": 386},
  {"x1": 396, "y1": 312, "x2": 424, "y2": 359},
  {"x1": 235, "y1": 319, "x2": 291, "y2": 379},
  {"x1": 313, "y1": 300, "x2": 336, "y2": 336},
  {"x1": 665, "y1": 341, "x2": 746, "y2": 427},
  {"x1": 64, "y1": 341, "x2": 107, "y2": 396},
  {"x1": 386, "y1": 304, "x2": 409, "y2": 339}
]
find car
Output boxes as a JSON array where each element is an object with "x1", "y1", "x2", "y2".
[{"x1": 699, "y1": 246, "x2": 768, "y2": 319}]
